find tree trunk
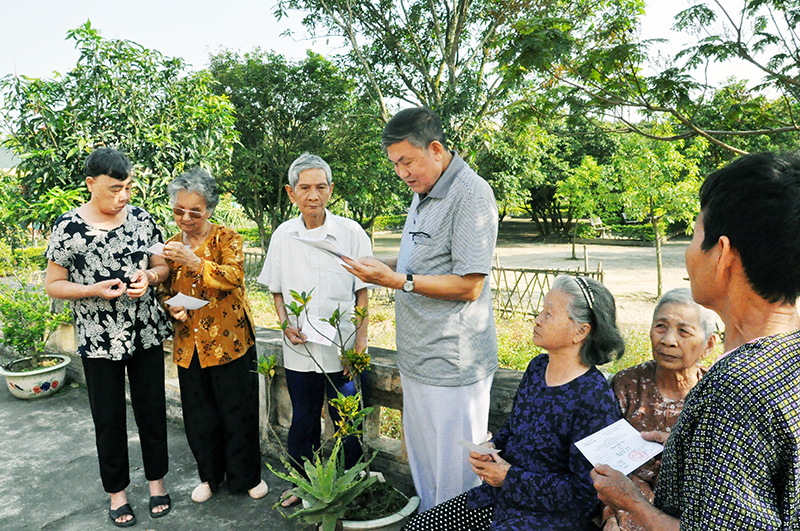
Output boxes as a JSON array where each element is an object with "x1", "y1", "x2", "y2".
[{"x1": 652, "y1": 215, "x2": 663, "y2": 298}]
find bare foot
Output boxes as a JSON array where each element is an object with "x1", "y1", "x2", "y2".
[
  {"x1": 109, "y1": 490, "x2": 133, "y2": 525},
  {"x1": 281, "y1": 488, "x2": 301, "y2": 507},
  {"x1": 149, "y1": 478, "x2": 169, "y2": 514}
]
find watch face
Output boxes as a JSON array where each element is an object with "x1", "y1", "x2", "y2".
[{"x1": 403, "y1": 280, "x2": 414, "y2": 292}]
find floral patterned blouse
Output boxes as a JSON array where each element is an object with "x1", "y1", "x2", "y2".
[
  {"x1": 465, "y1": 354, "x2": 621, "y2": 531},
  {"x1": 160, "y1": 224, "x2": 255, "y2": 368},
  {"x1": 46, "y1": 206, "x2": 172, "y2": 360},
  {"x1": 601, "y1": 360, "x2": 707, "y2": 531}
]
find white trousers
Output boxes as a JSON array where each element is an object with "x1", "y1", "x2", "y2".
[{"x1": 401, "y1": 373, "x2": 494, "y2": 512}]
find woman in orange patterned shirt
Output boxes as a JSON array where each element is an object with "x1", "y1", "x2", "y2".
[{"x1": 160, "y1": 168, "x2": 267, "y2": 504}]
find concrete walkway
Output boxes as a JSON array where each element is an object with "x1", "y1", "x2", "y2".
[{"x1": 0, "y1": 382, "x2": 307, "y2": 531}]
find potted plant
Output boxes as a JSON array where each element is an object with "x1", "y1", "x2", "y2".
[
  {"x1": 257, "y1": 289, "x2": 420, "y2": 531},
  {"x1": 0, "y1": 270, "x2": 73, "y2": 399}
]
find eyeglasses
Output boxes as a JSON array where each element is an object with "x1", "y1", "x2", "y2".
[{"x1": 173, "y1": 207, "x2": 206, "y2": 219}]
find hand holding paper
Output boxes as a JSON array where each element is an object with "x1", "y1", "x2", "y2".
[
  {"x1": 164, "y1": 292, "x2": 209, "y2": 311},
  {"x1": 575, "y1": 419, "x2": 664, "y2": 476},
  {"x1": 457, "y1": 439, "x2": 500, "y2": 456}
]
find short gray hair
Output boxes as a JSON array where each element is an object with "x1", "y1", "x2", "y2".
[
  {"x1": 653, "y1": 288, "x2": 717, "y2": 340},
  {"x1": 551, "y1": 275, "x2": 625, "y2": 366},
  {"x1": 288, "y1": 153, "x2": 332, "y2": 189},
  {"x1": 167, "y1": 168, "x2": 220, "y2": 210}
]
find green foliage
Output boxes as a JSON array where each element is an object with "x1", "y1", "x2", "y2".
[
  {"x1": 255, "y1": 354, "x2": 277, "y2": 379},
  {"x1": 372, "y1": 215, "x2": 406, "y2": 232},
  {"x1": 273, "y1": 286, "x2": 380, "y2": 527},
  {"x1": 495, "y1": 314, "x2": 544, "y2": 371},
  {"x1": 325, "y1": 95, "x2": 409, "y2": 230},
  {"x1": 0, "y1": 21, "x2": 238, "y2": 229},
  {"x1": 236, "y1": 227, "x2": 264, "y2": 247},
  {"x1": 0, "y1": 272, "x2": 72, "y2": 368},
  {"x1": 208, "y1": 49, "x2": 354, "y2": 249},
  {"x1": 269, "y1": 440, "x2": 377, "y2": 531}
]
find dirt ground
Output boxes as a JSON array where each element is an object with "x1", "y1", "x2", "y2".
[{"x1": 373, "y1": 219, "x2": 693, "y2": 331}]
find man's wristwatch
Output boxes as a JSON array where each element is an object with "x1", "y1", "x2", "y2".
[{"x1": 402, "y1": 274, "x2": 414, "y2": 293}]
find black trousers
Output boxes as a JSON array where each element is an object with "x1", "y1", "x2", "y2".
[
  {"x1": 82, "y1": 344, "x2": 169, "y2": 493},
  {"x1": 178, "y1": 345, "x2": 260, "y2": 493}
]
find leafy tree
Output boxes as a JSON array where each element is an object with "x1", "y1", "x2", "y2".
[
  {"x1": 208, "y1": 49, "x2": 353, "y2": 250},
  {"x1": 274, "y1": 0, "x2": 522, "y2": 145},
  {"x1": 610, "y1": 124, "x2": 705, "y2": 296},
  {"x1": 556, "y1": 156, "x2": 616, "y2": 259},
  {"x1": 324, "y1": 95, "x2": 409, "y2": 234},
  {"x1": 505, "y1": 0, "x2": 799, "y2": 153},
  {"x1": 0, "y1": 21, "x2": 238, "y2": 228}
]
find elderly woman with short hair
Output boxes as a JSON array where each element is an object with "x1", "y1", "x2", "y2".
[
  {"x1": 593, "y1": 151, "x2": 800, "y2": 530},
  {"x1": 160, "y1": 168, "x2": 267, "y2": 503},
  {"x1": 599, "y1": 288, "x2": 717, "y2": 531},
  {"x1": 404, "y1": 275, "x2": 624, "y2": 531}
]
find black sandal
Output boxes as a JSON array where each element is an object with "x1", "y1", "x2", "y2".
[
  {"x1": 149, "y1": 494, "x2": 172, "y2": 518},
  {"x1": 109, "y1": 503, "x2": 137, "y2": 528}
]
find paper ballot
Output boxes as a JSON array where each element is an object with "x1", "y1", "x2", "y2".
[
  {"x1": 457, "y1": 439, "x2": 501, "y2": 456},
  {"x1": 147, "y1": 242, "x2": 191, "y2": 256},
  {"x1": 300, "y1": 314, "x2": 337, "y2": 346},
  {"x1": 146, "y1": 242, "x2": 165, "y2": 255},
  {"x1": 164, "y1": 292, "x2": 209, "y2": 311},
  {"x1": 574, "y1": 419, "x2": 664, "y2": 476},
  {"x1": 293, "y1": 236, "x2": 353, "y2": 264}
]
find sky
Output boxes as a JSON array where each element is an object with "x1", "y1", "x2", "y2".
[{"x1": 0, "y1": 0, "x2": 765, "y2": 89}]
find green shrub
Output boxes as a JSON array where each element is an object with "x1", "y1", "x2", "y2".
[
  {"x1": 372, "y1": 215, "x2": 406, "y2": 232},
  {"x1": 13, "y1": 246, "x2": 47, "y2": 270},
  {"x1": 237, "y1": 227, "x2": 265, "y2": 247}
]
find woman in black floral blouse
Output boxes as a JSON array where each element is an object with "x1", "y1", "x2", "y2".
[{"x1": 45, "y1": 148, "x2": 173, "y2": 528}]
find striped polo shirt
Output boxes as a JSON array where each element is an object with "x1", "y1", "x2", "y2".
[{"x1": 395, "y1": 152, "x2": 499, "y2": 386}]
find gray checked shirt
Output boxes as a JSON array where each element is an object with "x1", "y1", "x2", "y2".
[{"x1": 395, "y1": 153, "x2": 499, "y2": 386}]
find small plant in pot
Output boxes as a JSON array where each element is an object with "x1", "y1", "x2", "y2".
[
  {"x1": 0, "y1": 270, "x2": 73, "y2": 399},
  {"x1": 257, "y1": 289, "x2": 419, "y2": 531}
]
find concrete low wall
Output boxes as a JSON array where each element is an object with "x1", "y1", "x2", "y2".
[{"x1": 3, "y1": 322, "x2": 522, "y2": 492}]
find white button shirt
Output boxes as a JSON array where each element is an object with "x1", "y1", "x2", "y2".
[{"x1": 258, "y1": 211, "x2": 372, "y2": 372}]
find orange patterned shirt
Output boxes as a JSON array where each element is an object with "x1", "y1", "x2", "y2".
[{"x1": 160, "y1": 224, "x2": 255, "y2": 368}]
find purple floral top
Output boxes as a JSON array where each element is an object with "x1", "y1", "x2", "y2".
[{"x1": 465, "y1": 354, "x2": 620, "y2": 531}]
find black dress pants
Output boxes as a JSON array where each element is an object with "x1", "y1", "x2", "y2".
[
  {"x1": 82, "y1": 344, "x2": 169, "y2": 493},
  {"x1": 178, "y1": 345, "x2": 260, "y2": 493}
]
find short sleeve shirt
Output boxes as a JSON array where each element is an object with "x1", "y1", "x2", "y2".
[
  {"x1": 654, "y1": 330, "x2": 800, "y2": 529},
  {"x1": 395, "y1": 153, "x2": 499, "y2": 386},
  {"x1": 258, "y1": 211, "x2": 372, "y2": 372},
  {"x1": 46, "y1": 206, "x2": 172, "y2": 360}
]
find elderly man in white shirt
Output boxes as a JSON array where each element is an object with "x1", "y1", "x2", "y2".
[{"x1": 257, "y1": 152, "x2": 372, "y2": 507}]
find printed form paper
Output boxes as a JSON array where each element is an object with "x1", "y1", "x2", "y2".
[
  {"x1": 293, "y1": 236, "x2": 353, "y2": 264},
  {"x1": 301, "y1": 314, "x2": 336, "y2": 346},
  {"x1": 574, "y1": 419, "x2": 664, "y2": 476},
  {"x1": 164, "y1": 292, "x2": 210, "y2": 311}
]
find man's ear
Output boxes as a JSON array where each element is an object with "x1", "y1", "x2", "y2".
[
  {"x1": 427, "y1": 140, "x2": 446, "y2": 161},
  {"x1": 86, "y1": 176, "x2": 95, "y2": 192},
  {"x1": 285, "y1": 184, "x2": 296, "y2": 203}
]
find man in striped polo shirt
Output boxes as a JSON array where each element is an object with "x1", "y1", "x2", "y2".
[{"x1": 344, "y1": 107, "x2": 499, "y2": 512}]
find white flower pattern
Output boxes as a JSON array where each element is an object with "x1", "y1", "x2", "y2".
[{"x1": 46, "y1": 206, "x2": 172, "y2": 360}]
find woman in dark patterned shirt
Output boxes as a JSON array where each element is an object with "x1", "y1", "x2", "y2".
[
  {"x1": 592, "y1": 152, "x2": 800, "y2": 530},
  {"x1": 45, "y1": 148, "x2": 173, "y2": 527},
  {"x1": 403, "y1": 275, "x2": 624, "y2": 531}
]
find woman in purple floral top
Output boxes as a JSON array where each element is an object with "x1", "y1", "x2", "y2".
[{"x1": 404, "y1": 275, "x2": 624, "y2": 531}]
